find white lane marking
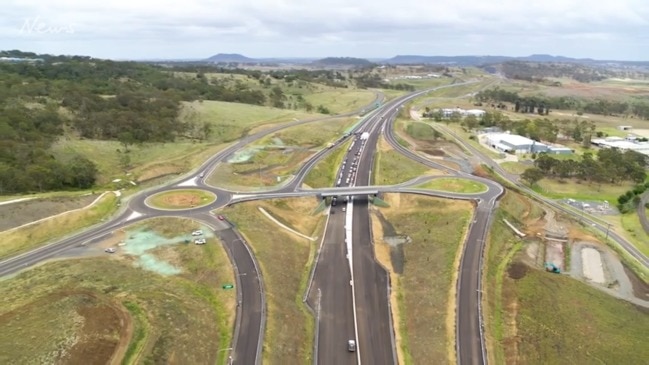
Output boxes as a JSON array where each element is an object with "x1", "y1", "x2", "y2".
[
  {"x1": 126, "y1": 211, "x2": 143, "y2": 221},
  {"x1": 177, "y1": 178, "x2": 198, "y2": 187}
]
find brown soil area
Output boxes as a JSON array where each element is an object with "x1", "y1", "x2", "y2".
[
  {"x1": 0, "y1": 290, "x2": 130, "y2": 364},
  {"x1": 0, "y1": 195, "x2": 99, "y2": 231},
  {"x1": 507, "y1": 262, "x2": 529, "y2": 279},
  {"x1": 623, "y1": 264, "x2": 649, "y2": 301},
  {"x1": 159, "y1": 193, "x2": 206, "y2": 208},
  {"x1": 66, "y1": 293, "x2": 132, "y2": 365}
]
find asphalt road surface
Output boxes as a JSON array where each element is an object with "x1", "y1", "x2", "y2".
[
  {"x1": 215, "y1": 225, "x2": 264, "y2": 365},
  {"x1": 306, "y1": 204, "x2": 357, "y2": 364}
]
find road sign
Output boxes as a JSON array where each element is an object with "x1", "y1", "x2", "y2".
[{"x1": 222, "y1": 284, "x2": 234, "y2": 289}]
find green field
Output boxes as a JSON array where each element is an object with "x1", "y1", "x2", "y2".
[
  {"x1": 619, "y1": 213, "x2": 649, "y2": 256},
  {"x1": 373, "y1": 138, "x2": 435, "y2": 185},
  {"x1": 500, "y1": 161, "x2": 530, "y2": 174},
  {"x1": 512, "y1": 269, "x2": 649, "y2": 364},
  {"x1": 303, "y1": 140, "x2": 353, "y2": 188},
  {"x1": 50, "y1": 139, "x2": 226, "y2": 185},
  {"x1": 147, "y1": 189, "x2": 216, "y2": 210},
  {"x1": 372, "y1": 194, "x2": 472, "y2": 364},
  {"x1": 181, "y1": 100, "x2": 322, "y2": 144},
  {"x1": 208, "y1": 118, "x2": 355, "y2": 190},
  {"x1": 0, "y1": 217, "x2": 235, "y2": 365},
  {"x1": 221, "y1": 198, "x2": 324, "y2": 364},
  {"x1": 415, "y1": 177, "x2": 488, "y2": 193},
  {"x1": 534, "y1": 178, "x2": 632, "y2": 202},
  {"x1": 0, "y1": 192, "x2": 119, "y2": 259},
  {"x1": 302, "y1": 89, "x2": 377, "y2": 114}
]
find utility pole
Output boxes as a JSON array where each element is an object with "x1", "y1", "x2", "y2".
[{"x1": 605, "y1": 222, "x2": 612, "y2": 241}]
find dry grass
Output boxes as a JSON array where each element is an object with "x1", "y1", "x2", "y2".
[
  {"x1": 0, "y1": 192, "x2": 119, "y2": 259},
  {"x1": 373, "y1": 138, "x2": 439, "y2": 185},
  {"x1": 146, "y1": 189, "x2": 216, "y2": 210},
  {"x1": 302, "y1": 89, "x2": 377, "y2": 114},
  {"x1": 0, "y1": 217, "x2": 235, "y2": 365},
  {"x1": 372, "y1": 194, "x2": 472, "y2": 364},
  {"x1": 207, "y1": 118, "x2": 355, "y2": 190},
  {"x1": 219, "y1": 198, "x2": 325, "y2": 364}
]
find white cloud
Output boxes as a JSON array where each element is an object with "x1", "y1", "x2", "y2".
[{"x1": 1, "y1": 0, "x2": 648, "y2": 59}]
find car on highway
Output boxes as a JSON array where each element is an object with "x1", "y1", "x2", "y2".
[
  {"x1": 191, "y1": 230, "x2": 203, "y2": 236},
  {"x1": 342, "y1": 207, "x2": 346, "y2": 212},
  {"x1": 217, "y1": 215, "x2": 225, "y2": 221},
  {"x1": 104, "y1": 248, "x2": 116, "y2": 253},
  {"x1": 347, "y1": 340, "x2": 356, "y2": 352},
  {"x1": 199, "y1": 171, "x2": 205, "y2": 178},
  {"x1": 194, "y1": 238, "x2": 206, "y2": 245}
]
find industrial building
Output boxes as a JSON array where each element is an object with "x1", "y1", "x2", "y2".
[
  {"x1": 439, "y1": 108, "x2": 486, "y2": 118},
  {"x1": 591, "y1": 136, "x2": 649, "y2": 156},
  {"x1": 485, "y1": 133, "x2": 573, "y2": 154}
]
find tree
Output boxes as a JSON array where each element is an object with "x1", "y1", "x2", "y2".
[
  {"x1": 68, "y1": 156, "x2": 98, "y2": 189},
  {"x1": 521, "y1": 167, "x2": 544, "y2": 186},
  {"x1": 464, "y1": 115, "x2": 478, "y2": 130}
]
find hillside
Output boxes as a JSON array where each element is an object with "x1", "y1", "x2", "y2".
[
  {"x1": 205, "y1": 53, "x2": 256, "y2": 63},
  {"x1": 312, "y1": 57, "x2": 374, "y2": 68}
]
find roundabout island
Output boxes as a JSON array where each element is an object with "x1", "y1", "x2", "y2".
[{"x1": 145, "y1": 189, "x2": 217, "y2": 210}]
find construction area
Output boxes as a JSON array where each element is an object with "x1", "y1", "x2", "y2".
[{"x1": 512, "y1": 205, "x2": 649, "y2": 306}]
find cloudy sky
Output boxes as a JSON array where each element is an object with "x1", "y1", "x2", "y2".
[{"x1": 2, "y1": 0, "x2": 648, "y2": 60}]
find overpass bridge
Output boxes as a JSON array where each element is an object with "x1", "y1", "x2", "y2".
[{"x1": 229, "y1": 185, "x2": 487, "y2": 205}]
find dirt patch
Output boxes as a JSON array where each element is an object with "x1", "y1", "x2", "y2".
[
  {"x1": 148, "y1": 190, "x2": 215, "y2": 210},
  {"x1": 0, "y1": 194, "x2": 99, "y2": 231},
  {"x1": 623, "y1": 264, "x2": 649, "y2": 300},
  {"x1": 0, "y1": 290, "x2": 127, "y2": 365},
  {"x1": 508, "y1": 262, "x2": 529, "y2": 279},
  {"x1": 163, "y1": 193, "x2": 201, "y2": 207},
  {"x1": 420, "y1": 148, "x2": 446, "y2": 156}
]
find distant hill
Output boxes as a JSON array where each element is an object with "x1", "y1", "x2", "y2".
[
  {"x1": 205, "y1": 53, "x2": 256, "y2": 63},
  {"x1": 381, "y1": 54, "x2": 647, "y2": 68},
  {"x1": 312, "y1": 57, "x2": 374, "y2": 67}
]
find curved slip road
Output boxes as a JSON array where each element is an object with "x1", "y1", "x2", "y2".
[{"x1": 0, "y1": 93, "x2": 384, "y2": 364}]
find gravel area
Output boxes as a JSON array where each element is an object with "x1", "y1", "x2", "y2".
[{"x1": 581, "y1": 247, "x2": 605, "y2": 284}]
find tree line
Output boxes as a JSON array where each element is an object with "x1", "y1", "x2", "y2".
[
  {"x1": 475, "y1": 87, "x2": 649, "y2": 119},
  {"x1": 521, "y1": 149, "x2": 647, "y2": 187}
]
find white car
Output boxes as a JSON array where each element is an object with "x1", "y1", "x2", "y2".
[
  {"x1": 194, "y1": 238, "x2": 206, "y2": 245},
  {"x1": 104, "y1": 248, "x2": 116, "y2": 253},
  {"x1": 191, "y1": 230, "x2": 203, "y2": 236},
  {"x1": 342, "y1": 207, "x2": 346, "y2": 212}
]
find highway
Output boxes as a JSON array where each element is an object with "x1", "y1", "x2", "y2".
[
  {"x1": 0, "y1": 93, "x2": 385, "y2": 365},
  {"x1": 0, "y1": 82, "x2": 511, "y2": 365}
]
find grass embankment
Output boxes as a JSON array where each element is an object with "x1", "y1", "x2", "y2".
[
  {"x1": 303, "y1": 89, "x2": 377, "y2": 114},
  {"x1": 53, "y1": 99, "x2": 324, "y2": 185},
  {"x1": 208, "y1": 118, "x2": 355, "y2": 190},
  {"x1": 514, "y1": 269, "x2": 649, "y2": 364},
  {"x1": 303, "y1": 140, "x2": 353, "y2": 188},
  {"x1": 0, "y1": 192, "x2": 119, "y2": 259},
  {"x1": 147, "y1": 189, "x2": 216, "y2": 210},
  {"x1": 0, "y1": 217, "x2": 235, "y2": 365},
  {"x1": 222, "y1": 198, "x2": 325, "y2": 364},
  {"x1": 416, "y1": 178, "x2": 488, "y2": 193},
  {"x1": 534, "y1": 178, "x2": 632, "y2": 202},
  {"x1": 619, "y1": 213, "x2": 649, "y2": 256},
  {"x1": 373, "y1": 137, "x2": 439, "y2": 185},
  {"x1": 500, "y1": 161, "x2": 529, "y2": 174},
  {"x1": 484, "y1": 191, "x2": 649, "y2": 364},
  {"x1": 371, "y1": 194, "x2": 472, "y2": 364}
]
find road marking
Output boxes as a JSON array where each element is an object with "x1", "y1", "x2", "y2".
[
  {"x1": 177, "y1": 177, "x2": 198, "y2": 187},
  {"x1": 126, "y1": 211, "x2": 143, "y2": 221}
]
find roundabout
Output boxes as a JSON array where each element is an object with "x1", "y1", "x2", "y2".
[{"x1": 145, "y1": 189, "x2": 217, "y2": 210}]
